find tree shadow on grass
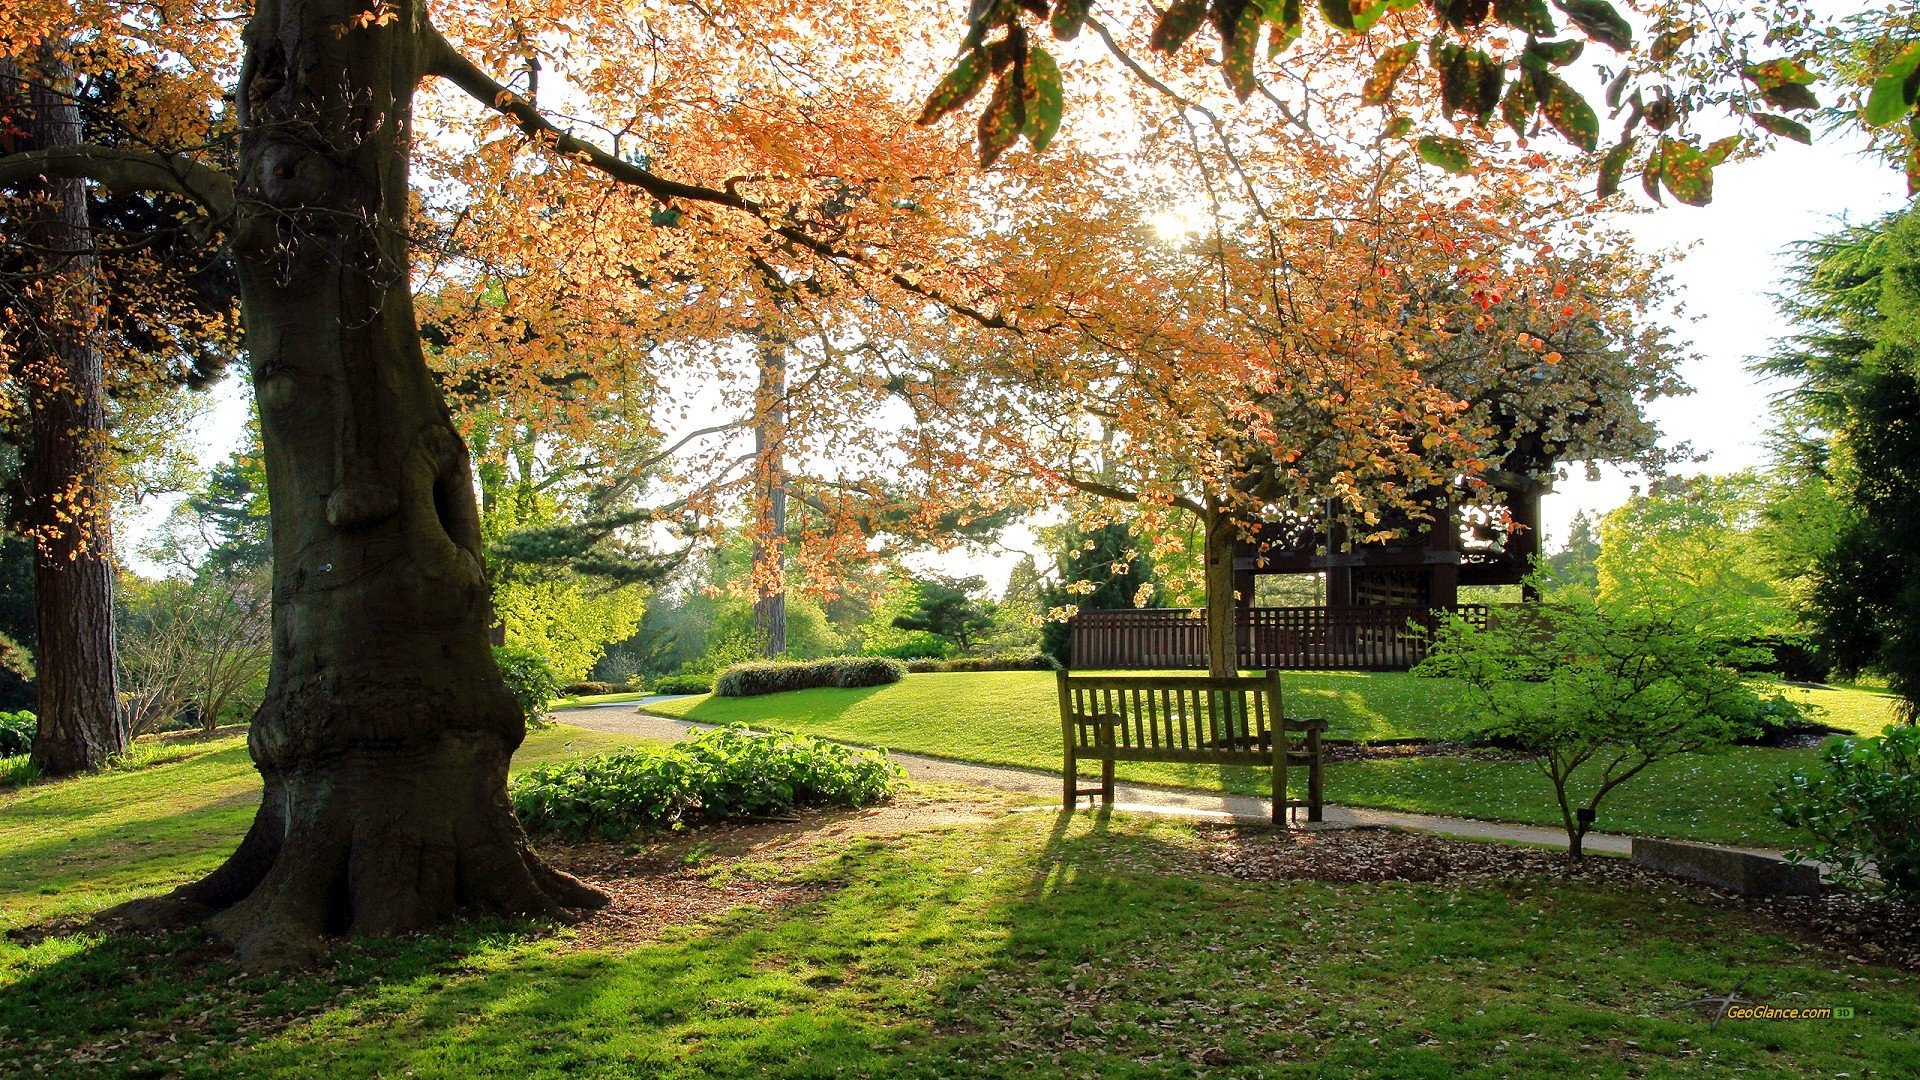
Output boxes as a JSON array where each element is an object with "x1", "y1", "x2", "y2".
[{"x1": 5, "y1": 807, "x2": 1919, "y2": 1079}]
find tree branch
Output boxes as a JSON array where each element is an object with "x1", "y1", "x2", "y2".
[
  {"x1": 0, "y1": 146, "x2": 235, "y2": 220},
  {"x1": 420, "y1": 24, "x2": 1019, "y2": 332}
]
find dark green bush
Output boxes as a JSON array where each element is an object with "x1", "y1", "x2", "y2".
[
  {"x1": 864, "y1": 639, "x2": 950, "y2": 661},
  {"x1": 649, "y1": 674, "x2": 714, "y2": 695},
  {"x1": 0, "y1": 709, "x2": 34, "y2": 757},
  {"x1": 904, "y1": 653, "x2": 1058, "y2": 674},
  {"x1": 510, "y1": 723, "x2": 905, "y2": 837},
  {"x1": 562, "y1": 681, "x2": 618, "y2": 697},
  {"x1": 1775, "y1": 724, "x2": 1920, "y2": 899},
  {"x1": 714, "y1": 656, "x2": 905, "y2": 697},
  {"x1": 493, "y1": 645, "x2": 560, "y2": 724}
]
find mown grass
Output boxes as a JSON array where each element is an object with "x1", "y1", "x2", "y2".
[
  {"x1": 2, "y1": 802, "x2": 1916, "y2": 1078},
  {"x1": 0, "y1": 724, "x2": 642, "y2": 932},
  {"x1": 645, "y1": 671, "x2": 1901, "y2": 848}
]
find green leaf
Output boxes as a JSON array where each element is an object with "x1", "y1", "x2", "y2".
[
  {"x1": 1222, "y1": 3, "x2": 1264, "y2": 102},
  {"x1": 1743, "y1": 57, "x2": 1816, "y2": 87},
  {"x1": 1703, "y1": 134, "x2": 1741, "y2": 167},
  {"x1": 1385, "y1": 114, "x2": 1416, "y2": 138},
  {"x1": 1350, "y1": 0, "x2": 1391, "y2": 31},
  {"x1": 1318, "y1": 0, "x2": 1356, "y2": 32},
  {"x1": 1362, "y1": 41, "x2": 1422, "y2": 106},
  {"x1": 976, "y1": 74, "x2": 1022, "y2": 167},
  {"x1": 1763, "y1": 82, "x2": 1820, "y2": 113},
  {"x1": 1432, "y1": 0, "x2": 1491, "y2": 31},
  {"x1": 1049, "y1": 0, "x2": 1092, "y2": 41},
  {"x1": 1535, "y1": 70, "x2": 1599, "y2": 151},
  {"x1": 1492, "y1": 0, "x2": 1554, "y2": 35},
  {"x1": 917, "y1": 49, "x2": 990, "y2": 126},
  {"x1": 1863, "y1": 44, "x2": 1920, "y2": 127},
  {"x1": 1597, "y1": 137, "x2": 1634, "y2": 198},
  {"x1": 1021, "y1": 47, "x2": 1064, "y2": 151},
  {"x1": 1501, "y1": 74, "x2": 1536, "y2": 136},
  {"x1": 1657, "y1": 138, "x2": 1714, "y2": 206},
  {"x1": 1269, "y1": 0, "x2": 1305, "y2": 57},
  {"x1": 1641, "y1": 142, "x2": 1664, "y2": 202},
  {"x1": 1907, "y1": 142, "x2": 1920, "y2": 197},
  {"x1": 1417, "y1": 135, "x2": 1473, "y2": 173},
  {"x1": 1555, "y1": 0, "x2": 1632, "y2": 52},
  {"x1": 1525, "y1": 37, "x2": 1584, "y2": 68},
  {"x1": 1150, "y1": 0, "x2": 1210, "y2": 53},
  {"x1": 1748, "y1": 112, "x2": 1812, "y2": 144}
]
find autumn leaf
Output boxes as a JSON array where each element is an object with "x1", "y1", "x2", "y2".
[
  {"x1": 1022, "y1": 47, "x2": 1064, "y2": 151},
  {"x1": 1362, "y1": 42, "x2": 1421, "y2": 107},
  {"x1": 1650, "y1": 26, "x2": 1694, "y2": 62},
  {"x1": 918, "y1": 50, "x2": 990, "y2": 126}
]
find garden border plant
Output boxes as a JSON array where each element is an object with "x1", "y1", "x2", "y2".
[
  {"x1": 510, "y1": 723, "x2": 905, "y2": 837},
  {"x1": 1775, "y1": 723, "x2": 1920, "y2": 899}
]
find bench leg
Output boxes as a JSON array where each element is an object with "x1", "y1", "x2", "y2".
[
  {"x1": 1272, "y1": 745, "x2": 1285, "y2": 827},
  {"x1": 1063, "y1": 748, "x2": 1077, "y2": 811},
  {"x1": 1307, "y1": 727, "x2": 1324, "y2": 823},
  {"x1": 1101, "y1": 757, "x2": 1114, "y2": 806}
]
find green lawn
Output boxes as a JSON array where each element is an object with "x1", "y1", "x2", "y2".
[
  {"x1": 645, "y1": 671, "x2": 1902, "y2": 848},
  {"x1": 0, "y1": 724, "x2": 642, "y2": 932},
  {"x1": 2, "y1": 789, "x2": 1915, "y2": 1078}
]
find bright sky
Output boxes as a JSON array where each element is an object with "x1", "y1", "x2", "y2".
[{"x1": 1540, "y1": 134, "x2": 1907, "y2": 550}]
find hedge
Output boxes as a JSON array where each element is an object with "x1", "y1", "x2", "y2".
[
  {"x1": 649, "y1": 673, "x2": 715, "y2": 695},
  {"x1": 510, "y1": 723, "x2": 904, "y2": 836},
  {"x1": 714, "y1": 656, "x2": 906, "y2": 697}
]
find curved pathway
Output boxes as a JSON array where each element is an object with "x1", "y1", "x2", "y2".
[{"x1": 554, "y1": 700, "x2": 1654, "y2": 855}]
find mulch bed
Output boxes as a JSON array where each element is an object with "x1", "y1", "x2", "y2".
[{"x1": 1194, "y1": 824, "x2": 1920, "y2": 971}]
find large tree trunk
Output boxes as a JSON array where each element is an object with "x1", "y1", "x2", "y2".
[
  {"x1": 108, "y1": 0, "x2": 601, "y2": 967},
  {"x1": 751, "y1": 340, "x2": 787, "y2": 658},
  {"x1": 11, "y1": 52, "x2": 127, "y2": 776}
]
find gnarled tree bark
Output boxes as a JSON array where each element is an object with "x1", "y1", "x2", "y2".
[{"x1": 106, "y1": 0, "x2": 602, "y2": 967}]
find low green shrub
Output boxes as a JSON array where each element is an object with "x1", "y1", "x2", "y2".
[
  {"x1": 1775, "y1": 724, "x2": 1920, "y2": 899},
  {"x1": 0, "y1": 709, "x2": 34, "y2": 757},
  {"x1": 649, "y1": 674, "x2": 714, "y2": 695},
  {"x1": 864, "y1": 638, "x2": 950, "y2": 661},
  {"x1": 903, "y1": 653, "x2": 1058, "y2": 674},
  {"x1": 510, "y1": 723, "x2": 905, "y2": 836},
  {"x1": 561, "y1": 681, "x2": 618, "y2": 697},
  {"x1": 493, "y1": 645, "x2": 560, "y2": 725},
  {"x1": 714, "y1": 656, "x2": 905, "y2": 697}
]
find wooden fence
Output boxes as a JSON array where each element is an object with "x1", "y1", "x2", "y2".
[{"x1": 1067, "y1": 605, "x2": 1491, "y2": 672}]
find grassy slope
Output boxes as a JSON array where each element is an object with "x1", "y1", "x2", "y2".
[
  {"x1": 647, "y1": 671, "x2": 1901, "y2": 847},
  {"x1": 0, "y1": 724, "x2": 641, "y2": 932},
  {"x1": 3, "y1": 807, "x2": 1916, "y2": 1078}
]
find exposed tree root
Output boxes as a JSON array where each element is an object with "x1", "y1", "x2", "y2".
[{"x1": 101, "y1": 731, "x2": 603, "y2": 970}]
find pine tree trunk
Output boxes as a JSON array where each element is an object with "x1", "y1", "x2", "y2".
[
  {"x1": 13, "y1": 52, "x2": 126, "y2": 776},
  {"x1": 106, "y1": 0, "x2": 602, "y2": 967},
  {"x1": 752, "y1": 340, "x2": 787, "y2": 658},
  {"x1": 1203, "y1": 504, "x2": 1239, "y2": 680}
]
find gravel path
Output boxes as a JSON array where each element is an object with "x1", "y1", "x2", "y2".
[{"x1": 552, "y1": 701, "x2": 1671, "y2": 855}]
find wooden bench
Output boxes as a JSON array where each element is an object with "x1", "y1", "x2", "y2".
[{"x1": 1055, "y1": 670, "x2": 1327, "y2": 825}]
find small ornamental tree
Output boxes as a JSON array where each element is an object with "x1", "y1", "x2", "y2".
[
  {"x1": 1416, "y1": 591, "x2": 1791, "y2": 856},
  {"x1": 891, "y1": 574, "x2": 996, "y2": 655}
]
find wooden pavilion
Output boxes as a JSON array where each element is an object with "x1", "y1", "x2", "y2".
[{"x1": 1067, "y1": 469, "x2": 1544, "y2": 671}]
